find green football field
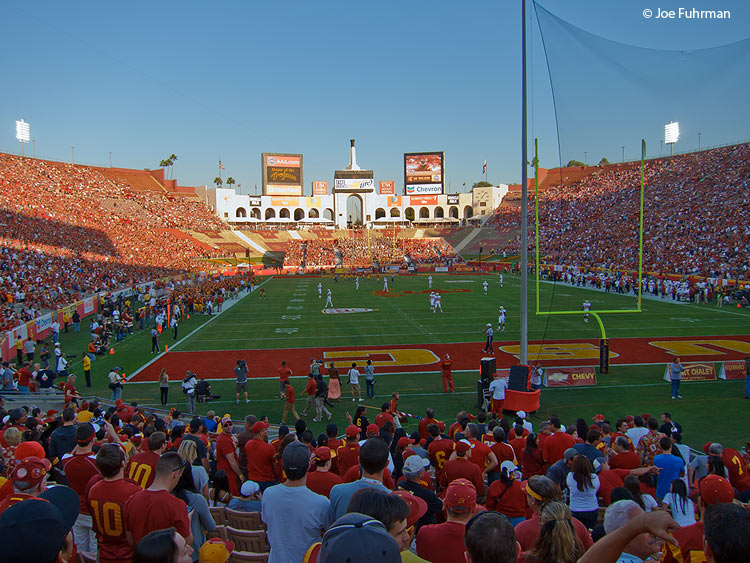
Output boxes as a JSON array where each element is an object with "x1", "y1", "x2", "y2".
[{"x1": 60, "y1": 273, "x2": 749, "y2": 451}]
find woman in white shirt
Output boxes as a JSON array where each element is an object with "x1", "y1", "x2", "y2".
[
  {"x1": 566, "y1": 456, "x2": 600, "y2": 529},
  {"x1": 662, "y1": 479, "x2": 696, "y2": 527},
  {"x1": 623, "y1": 475, "x2": 659, "y2": 512}
]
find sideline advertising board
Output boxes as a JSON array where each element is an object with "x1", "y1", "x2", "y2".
[
  {"x1": 262, "y1": 153, "x2": 303, "y2": 196},
  {"x1": 404, "y1": 152, "x2": 444, "y2": 195},
  {"x1": 718, "y1": 361, "x2": 746, "y2": 380},
  {"x1": 544, "y1": 366, "x2": 597, "y2": 387},
  {"x1": 662, "y1": 362, "x2": 717, "y2": 382}
]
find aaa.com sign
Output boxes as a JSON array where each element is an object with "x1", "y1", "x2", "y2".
[
  {"x1": 662, "y1": 362, "x2": 716, "y2": 382},
  {"x1": 544, "y1": 367, "x2": 597, "y2": 387}
]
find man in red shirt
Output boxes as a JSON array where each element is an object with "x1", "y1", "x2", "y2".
[
  {"x1": 489, "y1": 427, "x2": 517, "y2": 467},
  {"x1": 61, "y1": 422, "x2": 101, "y2": 553},
  {"x1": 300, "y1": 374, "x2": 317, "y2": 417},
  {"x1": 216, "y1": 416, "x2": 244, "y2": 496},
  {"x1": 374, "y1": 403, "x2": 395, "y2": 429},
  {"x1": 336, "y1": 426, "x2": 362, "y2": 476},
  {"x1": 448, "y1": 411, "x2": 470, "y2": 440},
  {"x1": 15, "y1": 361, "x2": 33, "y2": 393},
  {"x1": 88, "y1": 444, "x2": 143, "y2": 563},
  {"x1": 244, "y1": 421, "x2": 277, "y2": 491},
  {"x1": 63, "y1": 374, "x2": 82, "y2": 407},
  {"x1": 0, "y1": 456, "x2": 51, "y2": 515},
  {"x1": 441, "y1": 440, "x2": 483, "y2": 495},
  {"x1": 416, "y1": 478, "x2": 477, "y2": 563},
  {"x1": 716, "y1": 442, "x2": 750, "y2": 500},
  {"x1": 124, "y1": 451, "x2": 191, "y2": 547},
  {"x1": 278, "y1": 360, "x2": 293, "y2": 392},
  {"x1": 281, "y1": 380, "x2": 300, "y2": 424},
  {"x1": 307, "y1": 447, "x2": 343, "y2": 498},
  {"x1": 427, "y1": 423, "x2": 454, "y2": 484},
  {"x1": 509, "y1": 423, "x2": 528, "y2": 461},
  {"x1": 465, "y1": 423, "x2": 498, "y2": 479},
  {"x1": 441, "y1": 354, "x2": 454, "y2": 393},
  {"x1": 609, "y1": 436, "x2": 641, "y2": 470},
  {"x1": 542, "y1": 414, "x2": 575, "y2": 466},
  {"x1": 417, "y1": 409, "x2": 437, "y2": 441},
  {"x1": 126, "y1": 431, "x2": 166, "y2": 489}
]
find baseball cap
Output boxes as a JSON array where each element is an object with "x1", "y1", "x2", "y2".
[
  {"x1": 403, "y1": 454, "x2": 430, "y2": 474},
  {"x1": 75, "y1": 423, "x2": 97, "y2": 445},
  {"x1": 12, "y1": 456, "x2": 52, "y2": 490},
  {"x1": 251, "y1": 421, "x2": 270, "y2": 434},
  {"x1": 0, "y1": 485, "x2": 79, "y2": 562},
  {"x1": 314, "y1": 447, "x2": 332, "y2": 462},
  {"x1": 397, "y1": 437, "x2": 415, "y2": 449},
  {"x1": 240, "y1": 481, "x2": 259, "y2": 497},
  {"x1": 14, "y1": 441, "x2": 46, "y2": 460},
  {"x1": 455, "y1": 439, "x2": 472, "y2": 454},
  {"x1": 283, "y1": 442, "x2": 312, "y2": 473},
  {"x1": 444, "y1": 478, "x2": 477, "y2": 513},
  {"x1": 487, "y1": 323, "x2": 491, "y2": 327},
  {"x1": 345, "y1": 425, "x2": 360, "y2": 438},
  {"x1": 708, "y1": 443, "x2": 724, "y2": 455},
  {"x1": 8, "y1": 408, "x2": 25, "y2": 424},
  {"x1": 516, "y1": 410, "x2": 527, "y2": 419},
  {"x1": 319, "y1": 513, "x2": 401, "y2": 563},
  {"x1": 221, "y1": 415, "x2": 232, "y2": 424},
  {"x1": 198, "y1": 537, "x2": 235, "y2": 563},
  {"x1": 499, "y1": 460, "x2": 517, "y2": 474},
  {"x1": 45, "y1": 409, "x2": 58, "y2": 417},
  {"x1": 563, "y1": 448, "x2": 578, "y2": 461},
  {"x1": 698, "y1": 474, "x2": 734, "y2": 505},
  {"x1": 366, "y1": 424, "x2": 379, "y2": 436},
  {"x1": 592, "y1": 414, "x2": 605, "y2": 422},
  {"x1": 592, "y1": 458, "x2": 605, "y2": 473},
  {"x1": 391, "y1": 490, "x2": 428, "y2": 528}
]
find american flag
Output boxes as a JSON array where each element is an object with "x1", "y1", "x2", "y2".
[{"x1": 219, "y1": 160, "x2": 225, "y2": 170}]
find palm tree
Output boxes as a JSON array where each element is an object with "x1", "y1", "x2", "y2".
[
  {"x1": 159, "y1": 159, "x2": 170, "y2": 171},
  {"x1": 226, "y1": 177, "x2": 236, "y2": 190},
  {"x1": 168, "y1": 154, "x2": 178, "y2": 179},
  {"x1": 214, "y1": 177, "x2": 223, "y2": 188}
]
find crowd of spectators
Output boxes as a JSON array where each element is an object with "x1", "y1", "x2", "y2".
[
  {"x1": 0, "y1": 390, "x2": 748, "y2": 563},
  {"x1": 489, "y1": 144, "x2": 750, "y2": 279},
  {"x1": 0, "y1": 153, "x2": 227, "y2": 331},
  {"x1": 283, "y1": 234, "x2": 460, "y2": 268}
]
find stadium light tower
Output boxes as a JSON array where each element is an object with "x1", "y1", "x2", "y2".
[
  {"x1": 665, "y1": 121, "x2": 679, "y2": 156},
  {"x1": 15, "y1": 119, "x2": 30, "y2": 157}
]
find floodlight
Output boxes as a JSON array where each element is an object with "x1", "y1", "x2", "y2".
[
  {"x1": 15, "y1": 119, "x2": 30, "y2": 143},
  {"x1": 664, "y1": 121, "x2": 679, "y2": 144}
]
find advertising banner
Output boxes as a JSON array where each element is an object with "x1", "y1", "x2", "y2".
[
  {"x1": 270, "y1": 196, "x2": 299, "y2": 207},
  {"x1": 406, "y1": 184, "x2": 443, "y2": 195},
  {"x1": 312, "y1": 181, "x2": 329, "y2": 196},
  {"x1": 249, "y1": 196, "x2": 262, "y2": 206},
  {"x1": 262, "y1": 153, "x2": 303, "y2": 196},
  {"x1": 387, "y1": 196, "x2": 402, "y2": 207},
  {"x1": 334, "y1": 178, "x2": 374, "y2": 190},
  {"x1": 718, "y1": 361, "x2": 746, "y2": 380},
  {"x1": 83, "y1": 298, "x2": 95, "y2": 315},
  {"x1": 447, "y1": 194, "x2": 460, "y2": 205},
  {"x1": 379, "y1": 180, "x2": 395, "y2": 195},
  {"x1": 663, "y1": 362, "x2": 716, "y2": 382},
  {"x1": 410, "y1": 195, "x2": 438, "y2": 206},
  {"x1": 404, "y1": 152, "x2": 444, "y2": 194},
  {"x1": 35, "y1": 313, "x2": 53, "y2": 334},
  {"x1": 544, "y1": 366, "x2": 597, "y2": 387}
]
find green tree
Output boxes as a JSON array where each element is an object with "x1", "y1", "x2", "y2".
[
  {"x1": 226, "y1": 177, "x2": 236, "y2": 189},
  {"x1": 168, "y1": 154, "x2": 177, "y2": 179},
  {"x1": 598, "y1": 157, "x2": 610, "y2": 166},
  {"x1": 472, "y1": 181, "x2": 493, "y2": 188},
  {"x1": 213, "y1": 177, "x2": 223, "y2": 188},
  {"x1": 566, "y1": 160, "x2": 585, "y2": 167}
]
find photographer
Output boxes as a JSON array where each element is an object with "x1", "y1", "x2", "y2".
[
  {"x1": 182, "y1": 371, "x2": 197, "y2": 414},
  {"x1": 235, "y1": 359, "x2": 249, "y2": 404},
  {"x1": 108, "y1": 367, "x2": 124, "y2": 400}
]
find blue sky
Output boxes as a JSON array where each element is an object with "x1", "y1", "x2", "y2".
[{"x1": 1, "y1": 1, "x2": 748, "y2": 193}]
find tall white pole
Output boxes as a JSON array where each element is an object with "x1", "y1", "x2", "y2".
[{"x1": 520, "y1": 0, "x2": 529, "y2": 365}]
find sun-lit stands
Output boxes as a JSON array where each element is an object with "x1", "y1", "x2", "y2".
[
  {"x1": 0, "y1": 153, "x2": 228, "y2": 330},
  {"x1": 487, "y1": 144, "x2": 750, "y2": 277},
  {"x1": 99, "y1": 168, "x2": 168, "y2": 194}
]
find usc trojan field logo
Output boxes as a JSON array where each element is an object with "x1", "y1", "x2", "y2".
[
  {"x1": 374, "y1": 289, "x2": 472, "y2": 297},
  {"x1": 322, "y1": 348, "x2": 439, "y2": 368}
]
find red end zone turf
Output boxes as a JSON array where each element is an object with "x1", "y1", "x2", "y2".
[{"x1": 127, "y1": 335, "x2": 750, "y2": 382}]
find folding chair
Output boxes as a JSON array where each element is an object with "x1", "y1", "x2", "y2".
[
  {"x1": 226, "y1": 527, "x2": 266, "y2": 553},
  {"x1": 226, "y1": 508, "x2": 262, "y2": 530}
]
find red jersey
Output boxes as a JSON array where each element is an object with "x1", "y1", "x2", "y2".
[
  {"x1": 427, "y1": 438, "x2": 454, "y2": 479},
  {"x1": 88, "y1": 478, "x2": 142, "y2": 563},
  {"x1": 416, "y1": 521, "x2": 466, "y2": 563},
  {"x1": 327, "y1": 438, "x2": 344, "y2": 474},
  {"x1": 244, "y1": 438, "x2": 277, "y2": 482},
  {"x1": 304, "y1": 378, "x2": 317, "y2": 397},
  {"x1": 16, "y1": 368, "x2": 32, "y2": 388},
  {"x1": 661, "y1": 521, "x2": 705, "y2": 563},
  {"x1": 509, "y1": 428, "x2": 529, "y2": 440},
  {"x1": 485, "y1": 479, "x2": 527, "y2": 517},
  {"x1": 306, "y1": 470, "x2": 343, "y2": 498},
  {"x1": 490, "y1": 441, "x2": 517, "y2": 467},
  {"x1": 0, "y1": 492, "x2": 35, "y2": 516},
  {"x1": 609, "y1": 451, "x2": 641, "y2": 470},
  {"x1": 441, "y1": 360, "x2": 453, "y2": 374},
  {"x1": 216, "y1": 433, "x2": 240, "y2": 478},
  {"x1": 441, "y1": 458, "x2": 483, "y2": 494},
  {"x1": 61, "y1": 451, "x2": 100, "y2": 514},
  {"x1": 278, "y1": 366, "x2": 292, "y2": 382},
  {"x1": 125, "y1": 451, "x2": 160, "y2": 489},
  {"x1": 521, "y1": 447, "x2": 546, "y2": 479},
  {"x1": 124, "y1": 489, "x2": 190, "y2": 545},
  {"x1": 509, "y1": 437, "x2": 527, "y2": 461},
  {"x1": 542, "y1": 431, "x2": 575, "y2": 465},
  {"x1": 336, "y1": 443, "x2": 360, "y2": 476},
  {"x1": 448, "y1": 422, "x2": 462, "y2": 440},
  {"x1": 417, "y1": 418, "x2": 437, "y2": 441},
  {"x1": 285, "y1": 385, "x2": 295, "y2": 404},
  {"x1": 722, "y1": 448, "x2": 750, "y2": 491},
  {"x1": 374, "y1": 411, "x2": 394, "y2": 429},
  {"x1": 597, "y1": 468, "x2": 631, "y2": 506},
  {"x1": 468, "y1": 439, "x2": 493, "y2": 472}
]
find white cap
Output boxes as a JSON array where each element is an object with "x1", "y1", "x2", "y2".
[
  {"x1": 517, "y1": 410, "x2": 527, "y2": 419},
  {"x1": 487, "y1": 323, "x2": 491, "y2": 327},
  {"x1": 500, "y1": 460, "x2": 517, "y2": 473},
  {"x1": 241, "y1": 480, "x2": 260, "y2": 496}
]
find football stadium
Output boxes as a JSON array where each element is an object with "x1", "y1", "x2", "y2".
[{"x1": 1, "y1": 1, "x2": 749, "y2": 562}]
